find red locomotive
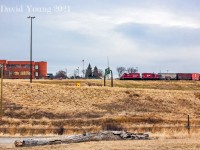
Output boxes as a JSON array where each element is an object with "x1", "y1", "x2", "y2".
[
  {"x1": 120, "y1": 73, "x2": 141, "y2": 80},
  {"x1": 142, "y1": 73, "x2": 159, "y2": 80}
]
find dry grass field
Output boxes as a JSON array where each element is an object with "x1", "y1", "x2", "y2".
[
  {"x1": 1, "y1": 79, "x2": 200, "y2": 132},
  {"x1": 1, "y1": 79, "x2": 200, "y2": 149}
]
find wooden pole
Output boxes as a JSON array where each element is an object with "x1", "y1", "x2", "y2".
[
  {"x1": 104, "y1": 75, "x2": 106, "y2": 86},
  {"x1": 187, "y1": 114, "x2": 190, "y2": 129},
  {"x1": 187, "y1": 114, "x2": 191, "y2": 136},
  {"x1": 0, "y1": 65, "x2": 3, "y2": 119},
  {"x1": 110, "y1": 70, "x2": 113, "y2": 87}
]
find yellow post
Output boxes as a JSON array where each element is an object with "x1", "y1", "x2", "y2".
[
  {"x1": 0, "y1": 65, "x2": 3, "y2": 119},
  {"x1": 76, "y1": 83, "x2": 80, "y2": 87}
]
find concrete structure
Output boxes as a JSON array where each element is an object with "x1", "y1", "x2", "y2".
[{"x1": 0, "y1": 60, "x2": 47, "y2": 79}]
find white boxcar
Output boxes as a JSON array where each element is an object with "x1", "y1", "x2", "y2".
[{"x1": 158, "y1": 73, "x2": 177, "y2": 80}]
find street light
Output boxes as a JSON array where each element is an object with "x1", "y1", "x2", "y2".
[{"x1": 27, "y1": 16, "x2": 35, "y2": 83}]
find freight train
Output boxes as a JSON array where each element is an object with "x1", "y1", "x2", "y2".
[{"x1": 120, "y1": 73, "x2": 200, "y2": 80}]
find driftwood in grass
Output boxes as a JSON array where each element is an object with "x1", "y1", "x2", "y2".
[{"x1": 15, "y1": 131, "x2": 150, "y2": 147}]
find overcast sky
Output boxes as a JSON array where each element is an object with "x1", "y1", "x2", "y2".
[{"x1": 1, "y1": 0, "x2": 200, "y2": 77}]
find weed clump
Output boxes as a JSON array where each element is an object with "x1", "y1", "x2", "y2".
[{"x1": 102, "y1": 122, "x2": 125, "y2": 131}]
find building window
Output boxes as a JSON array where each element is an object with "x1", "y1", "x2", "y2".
[
  {"x1": 13, "y1": 72, "x2": 19, "y2": 75},
  {"x1": 7, "y1": 64, "x2": 19, "y2": 68},
  {"x1": 35, "y1": 65, "x2": 38, "y2": 69},
  {"x1": 20, "y1": 71, "x2": 30, "y2": 75},
  {"x1": 35, "y1": 72, "x2": 38, "y2": 76},
  {"x1": 5, "y1": 71, "x2": 12, "y2": 77},
  {"x1": 21, "y1": 64, "x2": 30, "y2": 68}
]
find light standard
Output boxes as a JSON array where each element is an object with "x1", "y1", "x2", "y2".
[
  {"x1": 74, "y1": 70, "x2": 76, "y2": 79},
  {"x1": 27, "y1": 16, "x2": 35, "y2": 83},
  {"x1": 77, "y1": 67, "x2": 79, "y2": 77},
  {"x1": 65, "y1": 68, "x2": 67, "y2": 78},
  {"x1": 82, "y1": 60, "x2": 84, "y2": 78}
]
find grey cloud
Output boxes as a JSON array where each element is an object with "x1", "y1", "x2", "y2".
[{"x1": 116, "y1": 23, "x2": 200, "y2": 47}]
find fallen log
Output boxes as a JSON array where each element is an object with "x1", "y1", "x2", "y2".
[{"x1": 15, "y1": 131, "x2": 150, "y2": 147}]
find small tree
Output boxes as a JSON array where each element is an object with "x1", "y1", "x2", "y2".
[
  {"x1": 55, "y1": 70, "x2": 67, "y2": 79},
  {"x1": 85, "y1": 64, "x2": 93, "y2": 78},
  {"x1": 116, "y1": 67, "x2": 126, "y2": 77}
]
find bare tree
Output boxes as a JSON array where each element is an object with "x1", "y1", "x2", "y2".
[
  {"x1": 116, "y1": 67, "x2": 126, "y2": 77},
  {"x1": 127, "y1": 67, "x2": 137, "y2": 73},
  {"x1": 98, "y1": 69, "x2": 103, "y2": 78},
  {"x1": 55, "y1": 70, "x2": 67, "y2": 79}
]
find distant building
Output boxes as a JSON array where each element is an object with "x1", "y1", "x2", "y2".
[{"x1": 0, "y1": 60, "x2": 47, "y2": 79}]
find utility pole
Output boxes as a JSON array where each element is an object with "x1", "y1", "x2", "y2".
[{"x1": 27, "y1": 16, "x2": 35, "y2": 83}]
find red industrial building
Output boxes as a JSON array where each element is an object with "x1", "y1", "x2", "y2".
[{"x1": 0, "y1": 60, "x2": 47, "y2": 79}]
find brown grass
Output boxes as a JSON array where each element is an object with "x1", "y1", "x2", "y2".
[{"x1": 1, "y1": 79, "x2": 200, "y2": 136}]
